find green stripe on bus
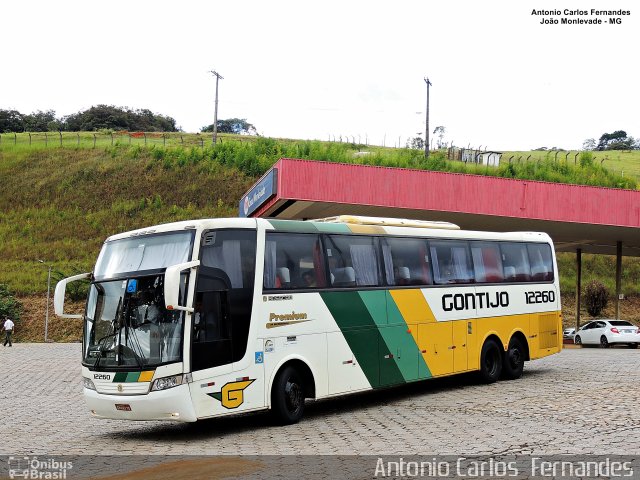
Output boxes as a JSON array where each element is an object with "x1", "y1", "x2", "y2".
[
  {"x1": 357, "y1": 291, "x2": 387, "y2": 327},
  {"x1": 266, "y1": 219, "x2": 319, "y2": 233},
  {"x1": 125, "y1": 372, "x2": 140, "y2": 382},
  {"x1": 320, "y1": 291, "x2": 405, "y2": 388},
  {"x1": 113, "y1": 372, "x2": 127, "y2": 382},
  {"x1": 385, "y1": 291, "x2": 432, "y2": 380},
  {"x1": 357, "y1": 291, "x2": 405, "y2": 385},
  {"x1": 358, "y1": 290, "x2": 426, "y2": 384},
  {"x1": 311, "y1": 222, "x2": 352, "y2": 234}
]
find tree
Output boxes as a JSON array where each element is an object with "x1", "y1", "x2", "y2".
[
  {"x1": 582, "y1": 138, "x2": 596, "y2": 151},
  {"x1": 584, "y1": 280, "x2": 608, "y2": 317},
  {"x1": 433, "y1": 126, "x2": 446, "y2": 148},
  {"x1": 596, "y1": 130, "x2": 635, "y2": 151},
  {"x1": 201, "y1": 118, "x2": 257, "y2": 135},
  {"x1": 0, "y1": 109, "x2": 25, "y2": 132},
  {"x1": 62, "y1": 105, "x2": 179, "y2": 132},
  {"x1": 406, "y1": 136, "x2": 424, "y2": 150},
  {"x1": 0, "y1": 284, "x2": 22, "y2": 321},
  {"x1": 23, "y1": 110, "x2": 58, "y2": 132}
]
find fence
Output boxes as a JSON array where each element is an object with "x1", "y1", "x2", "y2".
[
  {"x1": 446, "y1": 146, "x2": 620, "y2": 169},
  {"x1": 0, "y1": 131, "x2": 257, "y2": 149}
]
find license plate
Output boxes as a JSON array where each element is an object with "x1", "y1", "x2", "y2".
[
  {"x1": 623, "y1": 329, "x2": 634, "y2": 334},
  {"x1": 115, "y1": 404, "x2": 131, "y2": 411}
]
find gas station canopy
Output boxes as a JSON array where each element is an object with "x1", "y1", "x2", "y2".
[{"x1": 239, "y1": 158, "x2": 640, "y2": 257}]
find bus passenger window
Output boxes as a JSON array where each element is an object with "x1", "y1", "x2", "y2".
[
  {"x1": 527, "y1": 243, "x2": 554, "y2": 281},
  {"x1": 381, "y1": 237, "x2": 432, "y2": 286},
  {"x1": 430, "y1": 241, "x2": 474, "y2": 284},
  {"x1": 470, "y1": 242, "x2": 504, "y2": 283},
  {"x1": 500, "y1": 243, "x2": 531, "y2": 282},
  {"x1": 264, "y1": 233, "x2": 326, "y2": 290},
  {"x1": 325, "y1": 235, "x2": 381, "y2": 287}
]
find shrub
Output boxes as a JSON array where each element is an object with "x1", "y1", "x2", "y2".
[
  {"x1": 0, "y1": 284, "x2": 22, "y2": 321},
  {"x1": 584, "y1": 280, "x2": 609, "y2": 317},
  {"x1": 579, "y1": 151, "x2": 594, "y2": 167}
]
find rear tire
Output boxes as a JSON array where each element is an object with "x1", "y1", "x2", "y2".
[
  {"x1": 574, "y1": 335, "x2": 582, "y2": 346},
  {"x1": 600, "y1": 336, "x2": 610, "y2": 348},
  {"x1": 502, "y1": 337, "x2": 525, "y2": 380},
  {"x1": 479, "y1": 339, "x2": 503, "y2": 383},
  {"x1": 271, "y1": 366, "x2": 305, "y2": 425}
]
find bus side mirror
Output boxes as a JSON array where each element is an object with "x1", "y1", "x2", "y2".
[
  {"x1": 54, "y1": 272, "x2": 91, "y2": 318},
  {"x1": 164, "y1": 260, "x2": 200, "y2": 312}
]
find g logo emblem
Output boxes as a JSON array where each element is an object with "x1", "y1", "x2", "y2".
[{"x1": 208, "y1": 379, "x2": 255, "y2": 409}]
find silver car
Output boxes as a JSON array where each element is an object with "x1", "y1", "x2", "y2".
[
  {"x1": 563, "y1": 327, "x2": 576, "y2": 340},
  {"x1": 574, "y1": 320, "x2": 640, "y2": 348}
]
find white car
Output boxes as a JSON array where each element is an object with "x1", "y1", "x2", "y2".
[{"x1": 574, "y1": 320, "x2": 640, "y2": 348}]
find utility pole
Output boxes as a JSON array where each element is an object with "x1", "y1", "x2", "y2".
[
  {"x1": 210, "y1": 70, "x2": 224, "y2": 145},
  {"x1": 424, "y1": 77, "x2": 432, "y2": 158},
  {"x1": 38, "y1": 259, "x2": 52, "y2": 342}
]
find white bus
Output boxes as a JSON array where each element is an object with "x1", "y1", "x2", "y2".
[{"x1": 55, "y1": 215, "x2": 562, "y2": 424}]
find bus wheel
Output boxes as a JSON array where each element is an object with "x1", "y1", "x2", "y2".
[
  {"x1": 502, "y1": 337, "x2": 525, "y2": 380},
  {"x1": 479, "y1": 339, "x2": 502, "y2": 383},
  {"x1": 271, "y1": 366, "x2": 305, "y2": 425}
]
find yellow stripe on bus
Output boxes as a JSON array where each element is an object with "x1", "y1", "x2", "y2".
[
  {"x1": 138, "y1": 371, "x2": 155, "y2": 382},
  {"x1": 389, "y1": 289, "x2": 436, "y2": 324}
]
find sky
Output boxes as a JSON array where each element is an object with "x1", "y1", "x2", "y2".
[{"x1": 2, "y1": 0, "x2": 638, "y2": 151}]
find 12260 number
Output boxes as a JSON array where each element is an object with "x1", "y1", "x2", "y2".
[{"x1": 524, "y1": 290, "x2": 555, "y2": 304}]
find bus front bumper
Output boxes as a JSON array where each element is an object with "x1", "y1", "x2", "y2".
[{"x1": 84, "y1": 384, "x2": 197, "y2": 422}]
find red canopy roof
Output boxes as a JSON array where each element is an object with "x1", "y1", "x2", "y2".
[{"x1": 242, "y1": 158, "x2": 640, "y2": 256}]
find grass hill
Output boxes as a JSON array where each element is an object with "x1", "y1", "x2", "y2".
[
  {"x1": 502, "y1": 149, "x2": 640, "y2": 182},
  {"x1": 1, "y1": 134, "x2": 639, "y2": 342}
]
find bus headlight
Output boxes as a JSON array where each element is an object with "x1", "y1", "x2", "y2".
[
  {"x1": 151, "y1": 373, "x2": 191, "y2": 392},
  {"x1": 83, "y1": 377, "x2": 96, "y2": 390}
]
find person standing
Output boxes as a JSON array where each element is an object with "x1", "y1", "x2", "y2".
[{"x1": 3, "y1": 317, "x2": 14, "y2": 347}]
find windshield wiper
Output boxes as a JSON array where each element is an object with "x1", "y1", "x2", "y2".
[
  {"x1": 124, "y1": 327, "x2": 146, "y2": 370},
  {"x1": 92, "y1": 331, "x2": 117, "y2": 369}
]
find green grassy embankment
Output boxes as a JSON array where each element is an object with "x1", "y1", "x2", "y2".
[
  {"x1": 1, "y1": 135, "x2": 639, "y2": 341},
  {"x1": 502, "y1": 149, "x2": 640, "y2": 185}
]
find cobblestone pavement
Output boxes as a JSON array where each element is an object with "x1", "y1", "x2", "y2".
[{"x1": 1, "y1": 344, "x2": 639, "y2": 456}]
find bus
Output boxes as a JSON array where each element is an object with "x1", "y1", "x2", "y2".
[{"x1": 54, "y1": 215, "x2": 562, "y2": 424}]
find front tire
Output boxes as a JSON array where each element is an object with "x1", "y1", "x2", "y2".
[
  {"x1": 479, "y1": 339, "x2": 503, "y2": 383},
  {"x1": 502, "y1": 337, "x2": 525, "y2": 380},
  {"x1": 271, "y1": 366, "x2": 305, "y2": 425},
  {"x1": 600, "y1": 336, "x2": 610, "y2": 348},
  {"x1": 574, "y1": 335, "x2": 582, "y2": 346}
]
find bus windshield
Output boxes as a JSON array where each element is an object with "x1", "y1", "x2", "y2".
[
  {"x1": 83, "y1": 274, "x2": 187, "y2": 368},
  {"x1": 84, "y1": 230, "x2": 194, "y2": 368},
  {"x1": 94, "y1": 231, "x2": 194, "y2": 281}
]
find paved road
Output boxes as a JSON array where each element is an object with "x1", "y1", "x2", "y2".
[{"x1": 1, "y1": 344, "x2": 639, "y2": 456}]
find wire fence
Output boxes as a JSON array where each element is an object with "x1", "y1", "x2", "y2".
[
  {"x1": 0, "y1": 131, "x2": 633, "y2": 179},
  {"x1": 0, "y1": 131, "x2": 258, "y2": 149}
]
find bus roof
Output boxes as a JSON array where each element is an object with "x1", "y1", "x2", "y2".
[
  {"x1": 104, "y1": 217, "x2": 553, "y2": 245},
  {"x1": 313, "y1": 215, "x2": 460, "y2": 230}
]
